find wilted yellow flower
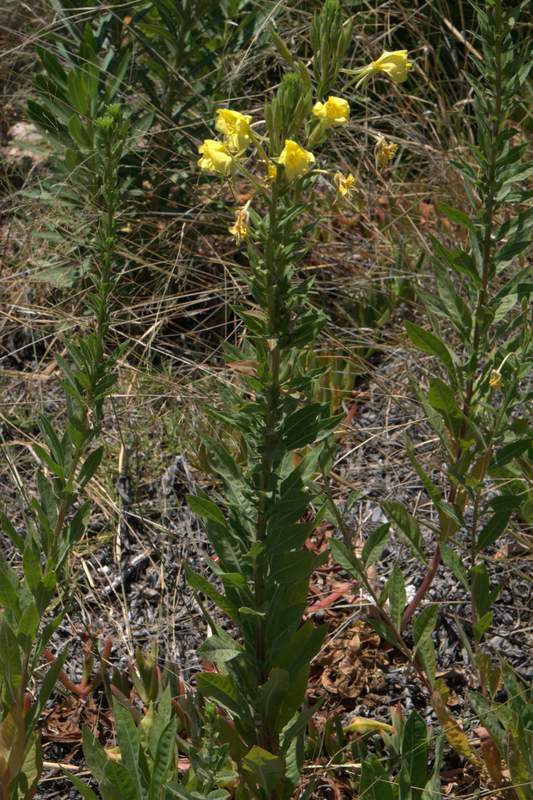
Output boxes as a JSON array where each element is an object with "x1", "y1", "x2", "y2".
[
  {"x1": 351, "y1": 49, "x2": 412, "y2": 88},
  {"x1": 375, "y1": 135, "x2": 398, "y2": 169},
  {"x1": 198, "y1": 139, "x2": 234, "y2": 176},
  {"x1": 334, "y1": 171, "x2": 356, "y2": 198},
  {"x1": 312, "y1": 96, "x2": 350, "y2": 126},
  {"x1": 278, "y1": 139, "x2": 315, "y2": 182},
  {"x1": 215, "y1": 108, "x2": 253, "y2": 153},
  {"x1": 229, "y1": 202, "x2": 250, "y2": 244},
  {"x1": 489, "y1": 370, "x2": 502, "y2": 390}
]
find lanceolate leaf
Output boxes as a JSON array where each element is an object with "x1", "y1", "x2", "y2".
[
  {"x1": 401, "y1": 711, "x2": 428, "y2": 800},
  {"x1": 381, "y1": 501, "x2": 425, "y2": 562},
  {"x1": 388, "y1": 565, "x2": 406, "y2": 632},
  {"x1": 329, "y1": 539, "x2": 364, "y2": 580},
  {"x1": 362, "y1": 524, "x2": 390, "y2": 568},
  {"x1": 360, "y1": 755, "x2": 395, "y2": 800},
  {"x1": 405, "y1": 321, "x2": 457, "y2": 379}
]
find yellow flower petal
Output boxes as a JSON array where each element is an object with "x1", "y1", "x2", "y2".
[
  {"x1": 198, "y1": 139, "x2": 234, "y2": 176},
  {"x1": 371, "y1": 50, "x2": 412, "y2": 84},
  {"x1": 312, "y1": 96, "x2": 350, "y2": 126},
  {"x1": 351, "y1": 49, "x2": 412, "y2": 88},
  {"x1": 215, "y1": 108, "x2": 253, "y2": 153},
  {"x1": 278, "y1": 139, "x2": 315, "y2": 182}
]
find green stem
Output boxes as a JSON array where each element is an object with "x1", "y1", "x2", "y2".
[{"x1": 254, "y1": 183, "x2": 283, "y2": 753}]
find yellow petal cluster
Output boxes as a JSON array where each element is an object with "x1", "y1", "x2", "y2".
[
  {"x1": 215, "y1": 108, "x2": 253, "y2": 153},
  {"x1": 334, "y1": 172, "x2": 356, "y2": 198},
  {"x1": 229, "y1": 203, "x2": 250, "y2": 244},
  {"x1": 198, "y1": 139, "x2": 234, "y2": 176},
  {"x1": 375, "y1": 135, "x2": 398, "y2": 169},
  {"x1": 312, "y1": 96, "x2": 350, "y2": 126},
  {"x1": 278, "y1": 139, "x2": 315, "y2": 182}
]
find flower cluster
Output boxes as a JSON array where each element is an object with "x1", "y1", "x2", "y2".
[{"x1": 197, "y1": 47, "x2": 411, "y2": 241}]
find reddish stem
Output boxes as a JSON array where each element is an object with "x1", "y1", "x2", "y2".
[{"x1": 401, "y1": 544, "x2": 441, "y2": 630}]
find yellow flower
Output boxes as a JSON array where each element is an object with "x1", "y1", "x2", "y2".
[
  {"x1": 334, "y1": 171, "x2": 356, "y2": 198},
  {"x1": 312, "y1": 96, "x2": 350, "y2": 126},
  {"x1": 351, "y1": 50, "x2": 412, "y2": 88},
  {"x1": 215, "y1": 108, "x2": 253, "y2": 153},
  {"x1": 229, "y1": 202, "x2": 250, "y2": 244},
  {"x1": 267, "y1": 162, "x2": 278, "y2": 181},
  {"x1": 371, "y1": 50, "x2": 412, "y2": 83},
  {"x1": 197, "y1": 139, "x2": 234, "y2": 176},
  {"x1": 489, "y1": 370, "x2": 502, "y2": 390},
  {"x1": 278, "y1": 139, "x2": 315, "y2": 182},
  {"x1": 375, "y1": 135, "x2": 398, "y2": 169}
]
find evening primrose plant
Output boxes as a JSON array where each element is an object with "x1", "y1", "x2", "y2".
[{"x1": 190, "y1": 3, "x2": 412, "y2": 797}]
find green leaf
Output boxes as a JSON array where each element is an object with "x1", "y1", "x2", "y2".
[
  {"x1": 257, "y1": 668, "x2": 290, "y2": 736},
  {"x1": 113, "y1": 700, "x2": 143, "y2": 797},
  {"x1": 186, "y1": 493, "x2": 226, "y2": 527},
  {"x1": 421, "y1": 733, "x2": 443, "y2": 799},
  {"x1": 381, "y1": 501, "x2": 425, "y2": 562},
  {"x1": 473, "y1": 611, "x2": 493, "y2": 643},
  {"x1": 26, "y1": 648, "x2": 68, "y2": 731},
  {"x1": 102, "y1": 759, "x2": 140, "y2": 800},
  {"x1": 0, "y1": 558, "x2": 21, "y2": 611},
  {"x1": 281, "y1": 403, "x2": 323, "y2": 449},
  {"x1": 437, "y1": 203, "x2": 474, "y2": 230},
  {"x1": 416, "y1": 634, "x2": 436, "y2": 687},
  {"x1": 401, "y1": 711, "x2": 428, "y2": 800},
  {"x1": 413, "y1": 605, "x2": 439, "y2": 645},
  {"x1": 493, "y1": 438, "x2": 531, "y2": 467},
  {"x1": 440, "y1": 543, "x2": 469, "y2": 591},
  {"x1": 18, "y1": 601, "x2": 40, "y2": 639},
  {"x1": 242, "y1": 746, "x2": 284, "y2": 794},
  {"x1": 23, "y1": 545, "x2": 42, "y2": 595},
  {"x1": 368, "y1": 617, "x2": 398, "y2": 648},
  {"x1": 186, "y1": 567, "x2": 239, "y2": 623},
  {"x1": 388, "y1": 565, "x2": 406, "y2": 631},
  {"x1": 78, "y1": 447, "x2": 104, "y2": 489},
  {"x1": 471, "y1": 563, "x2": 496, "y2": 621},
  {"x1": 149, "y1": 717, "x2": 177, "y2": 799},
  {"x1": 82, "y1": 727, "x2": 109, "y2": 784},
  {"x1": 477, "y1": 510, "x2": 511, "y2": 551},
  {"x1": 0, "y1": 513, "x2": 24, "y2": 552},
  {"x1": 198, "y1": 631, "x2": 243, "y2": 665},
  {"x1": 405, "y1": 321, "x2": 456, "y2": 378},
  {"x1": 329, "y1": 539, "x2": 364, "y2": 579},
  {"x1": 362, "y1": 524, "x2": 390, "y2": 568},
  {"x1": 427, "y1": 378, "x2": 461, "y2": 421},
  {"x1": 360, "y1": 755, "x2": 394, "y2": 800},
  {"x1": 64, "y1": 772, "x2": 100, "y2": 800},
  {"x1": 197, "y1": 672, "x2": 246, "y2": 720}
]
